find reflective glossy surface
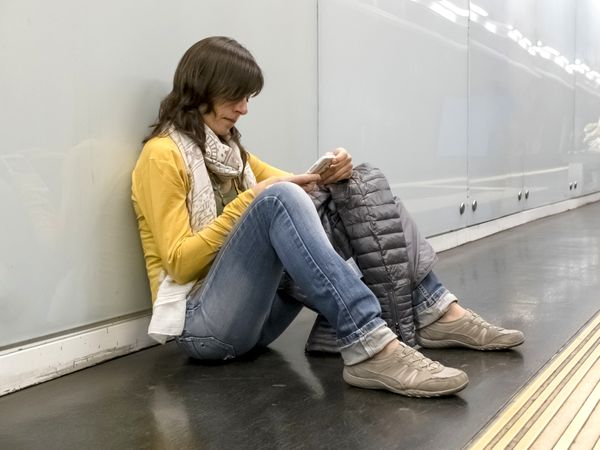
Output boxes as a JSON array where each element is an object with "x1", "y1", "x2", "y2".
[
  {"x1": 468, "y1": 0, "x2": 575, "y2": 222},
  {"x1": 574, "y1": 0, "x2": 600, "y2": 196},
  {"x1": 0, "y1": 0, "x2": 318, "y2": 346},
  {"x1": 319, "y1": 0, "x2": 600, "y2": 232},
  {"x1": 3, "y1": 0, "x2": 600, "y2": 358},
  {"x1": 1, "y1": 201, "x2": 599, "y2": 449},
  {"x1": 319, "y1": 0, "x2": 470, "y2": 237}
]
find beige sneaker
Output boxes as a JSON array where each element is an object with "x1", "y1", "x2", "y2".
[
  {"x1": 343, "y1": 342, "x2": 468, "y2": 397},
  {"x1": 417, "y1": 309, "x2": 525, "y2": 350}
]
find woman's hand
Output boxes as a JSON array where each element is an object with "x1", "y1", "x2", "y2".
[
  {"x1": 252, "y1": 173, "x2": 321, "y2": 196},
  {"x1": 319, "y1": 148, "x2": 353, "y2": 185}
]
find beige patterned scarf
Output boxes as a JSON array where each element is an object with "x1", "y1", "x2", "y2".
[{"x1": 148, "y1": 125, "x2": 256, "y2": 343}]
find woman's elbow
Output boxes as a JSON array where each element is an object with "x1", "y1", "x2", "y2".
[
  {"x1": 167, "y1": 258, "x2": 212, "y2": 285},
  {"x1": 166, "y1": 262, "x2": 198, "y2": 285},
  {"x1": 166, "y1": 243, "x2": 215, "y2": 284}
]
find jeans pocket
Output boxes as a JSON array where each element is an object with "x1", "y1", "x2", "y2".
[{"x1": 176, "y1": 336, "x2": 236, "y2": 361}]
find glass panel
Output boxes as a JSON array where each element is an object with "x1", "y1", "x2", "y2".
[
  {"x1": 319, "y1": 0, "x2": 469, "y2": 237},
  {"x1": 0, "y1": 0, "x2": 318, "y2": 347},
  {"x1": 522, "y1": 1, "x2": 574, "y2": 208},
  {"x1": 574, "y1": 0, "x2": 600, "y2": 196},
  {"x1": 467, "y1": 0, "x2": 537, "y2": 224}
]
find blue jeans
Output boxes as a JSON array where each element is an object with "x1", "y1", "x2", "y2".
[
  {"x1": 412, "y1": 270, "x2": 457, "y2": 329},
  {"x1": 176, "y1": 182, "x2": 453, "y2": 365}
]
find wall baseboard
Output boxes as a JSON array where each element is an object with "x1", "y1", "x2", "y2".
[
  {"x1": 428, "y1": 193, "x2": 600, "y2": 253},
  {"x1": 1, "y1": 193, "x2": 599, "y2": 397},
  {"x1": 1, "y1": 313, "x2": 155, "y2": 396}
]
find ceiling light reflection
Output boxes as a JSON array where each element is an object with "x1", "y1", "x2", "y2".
[
  {"x1": 430, "y1": 2, "x2": 457, "y2": 22},
  {"x1": 508, "y1": 29, "x2": 523, "y2": 42},
  {"x1": 518, "y1": 37, "x2": 532, "y2": 50},
  {"x1": 538, "y1": 48, "x2": 552, "y2": 59},
  {"x1": 544, "y1": 46, "x2": 560, "y2": 57},
  {"x1": 484, "y1": 21, "x2": 497, "y2": 33},
  {"x1": 422, "y1": 0, "x2": 599, "y2": 87},
  {"x1": 554, "y1": 56, "x2": 569, "y2": 68},
  {"x1": 439, "y1": 0, "x2": 469, "y2": 17},
  {"x1": 470, "y1": 3, "x2": 488, "y2": 17},
  {"x1": 587, "y1": 70, "x2": 600, "y2": 80}
]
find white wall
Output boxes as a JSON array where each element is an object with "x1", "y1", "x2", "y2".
[
  {"x1": 0, "y1": 0, "x2": 318, "y2": 348},
  {"x1": 1, "y1": 0, "x2": 599, "y2": 354},
  {"x1": 319, "y1": 0, "x2": 600, "y2": 236},
  {"x1": 319, "y1": 0, "x2": 470, "y2": 235}
]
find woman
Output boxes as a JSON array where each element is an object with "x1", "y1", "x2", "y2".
[{"x1": 131, "y1": 36, "x2": 524, "y2": 397}]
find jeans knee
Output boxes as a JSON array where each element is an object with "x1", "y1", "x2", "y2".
[
  {"x1": 259, "y1": 181, "x2": 306, "y2": 200},
  {"x1": 253, "y1": 182, "x2": 314, "y2": 220}
]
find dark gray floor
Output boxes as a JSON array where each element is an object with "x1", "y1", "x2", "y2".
[{"x1": 2, "y1": 202, "x2": 600, "y2": 450}]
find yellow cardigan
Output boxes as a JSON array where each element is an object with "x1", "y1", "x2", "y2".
[{"x1": 131, "y1": 135, "x2": 290, "y2": 302}]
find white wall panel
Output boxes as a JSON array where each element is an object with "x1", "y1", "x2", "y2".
[
  {"x1": 319, "y1": 0, "x2": 469, "y2": 237},
  {"x1": 0, "y1": 0, "x2": 317, "y2": 347},
  {"x1": 574, "y1": 0, "x2": 600, "y2": 196},
  {"x1": 522, "y1": 1, "x2": 574, "y2": 209},
  {"x1": 467, "y1": 0, "x2": 536, "y2": 223}
]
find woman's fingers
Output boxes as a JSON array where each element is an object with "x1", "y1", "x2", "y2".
[
  {"x1": 321, "y1": 162, "x2": 353, "y2": 185},
  {"x1": 318, "y1": 147, "x2": 353, "y2": 184},
  {"x1": 301, "y1": 181, "x2": 318, "y2": 192}
]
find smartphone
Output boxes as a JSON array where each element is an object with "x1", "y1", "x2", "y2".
[{"x1": 307, "y1": 153, "x2": 335, "y2": 174}]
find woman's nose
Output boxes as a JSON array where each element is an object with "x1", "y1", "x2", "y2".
[{"x1": 234, "y1": 97, "x2": 248, "y2": 115}]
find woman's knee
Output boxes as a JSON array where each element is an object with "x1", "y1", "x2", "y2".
[
  {"x1": 255, "y1": 181, "x2": 313, "y2": 213},
  {"x1": 257, "y1": 181, "x2": 305, "y2": 200}
]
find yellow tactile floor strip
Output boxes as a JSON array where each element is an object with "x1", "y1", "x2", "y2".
[
  {"x1": 531, "y1": 357, "x2": 600, "y2": 449},
  {"x1": 467, "y1": 310, "x2": 600, "y2": 450},
  {"x1": 555, "y1": 376, "x2": 600, "y2": 449}
]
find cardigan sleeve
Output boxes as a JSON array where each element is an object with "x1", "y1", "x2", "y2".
[
  {"x1": 132, "y1": 139, "x2": 254, "y2": 285},
  {"x1": 132, "y1": 137, "x2": 292, "y2": 288}
]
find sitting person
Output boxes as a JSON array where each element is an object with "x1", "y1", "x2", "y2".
[{"x1": 131, "y1": 36, "x2": 524, "y2": 398}]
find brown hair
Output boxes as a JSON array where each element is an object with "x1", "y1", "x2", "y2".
[{"x1": 144, "y1": 36, "x2": 264, "y2": 161}]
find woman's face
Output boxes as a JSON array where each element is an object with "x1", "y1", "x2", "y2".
[{"x1": 202, "y1": 97, "x2": 249, "y2": 137}]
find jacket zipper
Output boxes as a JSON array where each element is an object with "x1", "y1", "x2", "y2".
[{"x1": 388, "y1": 288, "x2": 402, "y2": 338}]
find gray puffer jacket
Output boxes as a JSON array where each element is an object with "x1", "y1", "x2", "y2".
[{"x1": 281, "y1": 163, "x2": 437, "y2": 351}]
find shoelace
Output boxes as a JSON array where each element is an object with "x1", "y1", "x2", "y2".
[
  {"x1": 468, "y1": 309, "x2": 502, "y2": 331},
  {"x1": 397, "y1": 344, "x2": 441, "y2": 370}
]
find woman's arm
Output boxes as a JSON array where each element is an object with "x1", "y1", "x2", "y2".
[
  {"x1": 134, "y1": 141, "x2": 312, "y2": 285},
  {"x1": 133, "y1": 140, "x2": 257, "y2": 284}
]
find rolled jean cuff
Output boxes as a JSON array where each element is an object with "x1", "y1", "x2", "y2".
[
  {"x1": 415, "y1": 291, "x2": 458, "y2": 329},
  {"x1": 338, "y1": 319, "x2": 398, "y2": 366}
]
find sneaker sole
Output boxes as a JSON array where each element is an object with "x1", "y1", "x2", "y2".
[
  {"x1": 343, "y1": 371, "x2": 469, "y2": 398},
  {"x1": 417, "y1": 336, "x2": 525, "y2": 351}
]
